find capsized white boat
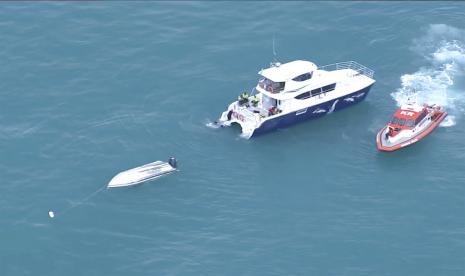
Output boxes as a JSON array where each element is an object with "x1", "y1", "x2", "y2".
[{"x1": 108, "y1": 157, "x2": 177, "y2": 188}]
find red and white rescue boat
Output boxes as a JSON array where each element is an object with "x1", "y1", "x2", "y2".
[{"x1": 376, "y1": 102, "x2": 447, "y2": 152}]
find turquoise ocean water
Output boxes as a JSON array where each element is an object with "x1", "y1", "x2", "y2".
[{"x1": 1, "y1": 2, "x2": 465, "y2": 275}]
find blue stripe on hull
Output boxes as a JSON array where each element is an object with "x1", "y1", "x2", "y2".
[{"x1": 251, "y1": 84, "x2": 373, "y2": 137}]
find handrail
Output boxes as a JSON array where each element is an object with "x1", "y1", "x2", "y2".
[{"x1": 319, "y1": 61, "x2": 374, "y2": 79}]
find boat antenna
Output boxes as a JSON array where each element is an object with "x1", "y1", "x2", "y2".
[
  {"x1": 406, "y1": 87, "x2": 417, "y2": 104},
  {"x1": 271, "y1": 35, "x2": 280, "y2": 67},
  {"x1": 273, "y1": 36, "x2": 277, "y2": 62}
]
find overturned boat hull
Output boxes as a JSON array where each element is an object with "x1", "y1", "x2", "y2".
[{"x1": 108, "y1": 160, "x2": 177, "y2": 188}]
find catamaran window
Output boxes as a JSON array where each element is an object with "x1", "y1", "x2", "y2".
[
  {"x1": 295, "y1": 92, "x2": 311, "y2": 99},
  {"x1": 258, "y1": 77, "x2": 285, "y2": 93},
  {"x1": 309, "y1": 84, "x2": 335, "y2": 97},
  {"x1": 322, "y1": 83, "x2": 336, "y2": 92},
  {"x1": 262, "y1": 94, "x2": 275, "y2": 109},
  {"x1": 311, "y1": 88, "x2": 322, "y2": 97},
  {"x1": 292, "y1": 72, "x2": 313, "y2": 82}
]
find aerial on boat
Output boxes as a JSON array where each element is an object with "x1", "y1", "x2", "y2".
[
  {"x1": 107, "y1": 157, "x2": 178, "y2": 188},
  {"x1": 214, "y1": 59, "x2": 375, "y2": 138},
  {"x1": 376, "y1": 102, "x2": 447, "y2": 152}
]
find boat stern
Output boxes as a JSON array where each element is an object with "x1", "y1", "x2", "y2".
[{"x1": 216, "y1": 101, "x2": 264, "y2": 138}]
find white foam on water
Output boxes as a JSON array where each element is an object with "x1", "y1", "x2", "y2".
[
  {"x1": 391, "y1": 24, "x2": 465, "y2": 128},
  {"x1": 205, "y1": 119, "x2": 221, "y2": 129},
  {"x1": 239, "y1": 132, "x2": 252, "y2": 139},
  {"x1": 439, "y1": 115, "x2": 456, "y2": 127}
]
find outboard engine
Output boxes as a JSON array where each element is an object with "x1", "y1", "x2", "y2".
[{"x1": 168, "y1": 157, "x2": 177, "y2": 169}]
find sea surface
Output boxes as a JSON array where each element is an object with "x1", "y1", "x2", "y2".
[{"x1": 1, "y1": 2, "x2": 465, "y2": 275}]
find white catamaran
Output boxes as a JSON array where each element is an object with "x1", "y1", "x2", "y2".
[{"x1": 215, "y1": 60, "x2": 375, "y2": 138}]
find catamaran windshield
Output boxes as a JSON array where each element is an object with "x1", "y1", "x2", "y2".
[{"x1": 258, "y1": 78, "x2": 285, "y2": 93}]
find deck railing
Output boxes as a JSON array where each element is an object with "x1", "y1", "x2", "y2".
[{"x1": 319, "y1": 61, "x2": 374, "y2": 79}]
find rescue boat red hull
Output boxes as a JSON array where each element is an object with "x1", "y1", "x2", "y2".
[{"x1": 376, "y1": 111, "x2": 447, "y2": 152}]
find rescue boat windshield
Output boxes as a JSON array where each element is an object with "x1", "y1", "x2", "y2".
[
  {"x1": 405, "y1": 120, "x2": 415, "y2": 127},
  {"x1": 258, "y1": 77, "x2": 285, "y2": 93},
  {"x1": 390, "y1": 116, "x2": 415, "y2": 127},
  {"x1": 390, "y1": 117, "x2": 404, "y2": 126}
]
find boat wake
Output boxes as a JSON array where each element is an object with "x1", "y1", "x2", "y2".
[
  {"x1": 391, "y1": 24, "x2": 465, "y2": 128},
  {"x1": 205, "y1": 119, "x2": 222, "y2": 129},
  {"x1": 440, "y1": 115, "x2": 455, "y2": 127}
]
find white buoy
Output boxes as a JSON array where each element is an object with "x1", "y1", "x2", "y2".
[{"x1": 48, "y1": 211, "x2": 55, "y2": 218}]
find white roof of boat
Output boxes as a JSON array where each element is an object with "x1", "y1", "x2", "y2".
[{"x1": 259, "y1": 60, "x2": 317, "y2": 82}]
